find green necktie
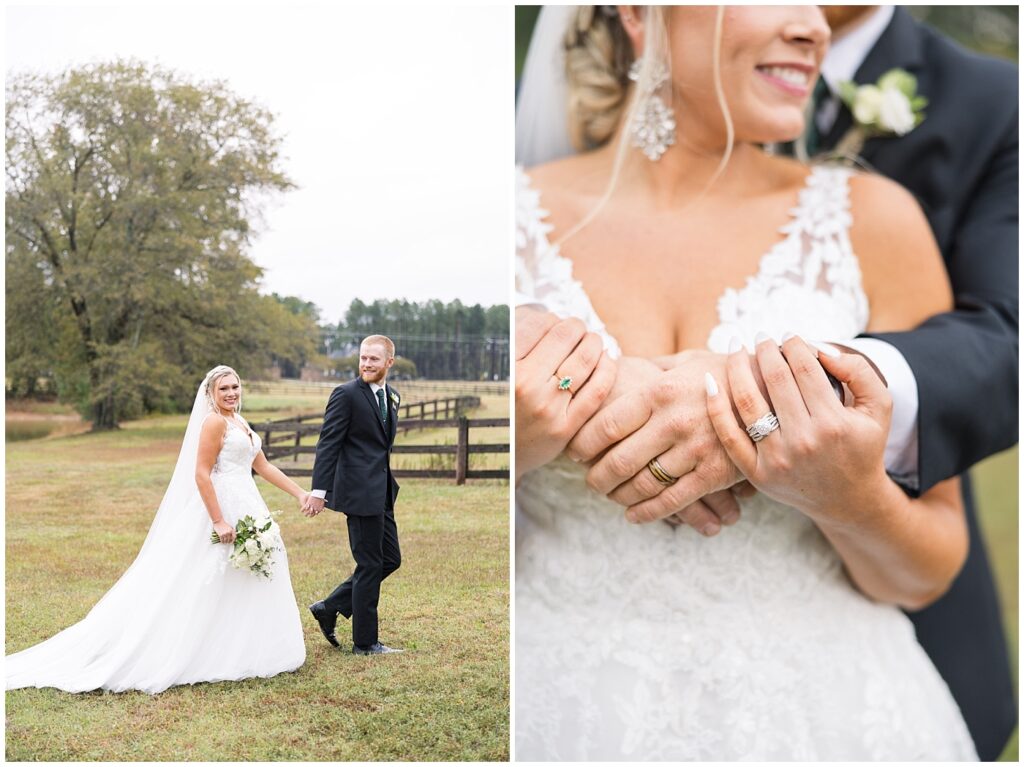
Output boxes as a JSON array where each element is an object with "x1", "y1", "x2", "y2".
[
  {"x1": 376, "y1": 388, "x2": 387, "y2": 426},
  {"x1": 803, "y1": 76, "x2": 832, "y2": 157}
]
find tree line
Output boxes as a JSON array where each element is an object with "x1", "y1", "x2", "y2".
[{"x1": 321, "y1": 299, "x2": 509, "y2": 381}]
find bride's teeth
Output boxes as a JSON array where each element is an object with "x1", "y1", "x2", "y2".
[{"x1": 763, "y1": 66, "x2": 808, "y2": 86}]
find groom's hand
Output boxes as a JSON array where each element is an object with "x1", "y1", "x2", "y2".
[
  {"x1": 567, "y1": 350, "x2": 764, "y2": 525},
  {"x1": 303, "y1": 496, "x2": 325, "y2": 517}
]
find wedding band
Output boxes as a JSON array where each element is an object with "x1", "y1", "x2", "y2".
[
  {"x1": 554, "y1": 375, "x2": 573, "y2": 393},
  {"x1": 746, "y1": 412, "x2": 780, "y2": 442},
  {"x1": 647, "y1": 457, "x2": 678, "y2": 486}
]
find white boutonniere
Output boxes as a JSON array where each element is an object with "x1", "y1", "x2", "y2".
[
  {"x1": 389, "y1": 390, "x2": 400, "y2": 406},
  {"x1": 834, "y1": 68, "x2": 926, "y2": 157}
]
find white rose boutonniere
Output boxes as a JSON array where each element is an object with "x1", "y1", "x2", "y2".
[{"x1": 835, "y1": 68, "x2": 926, "y2": 156}]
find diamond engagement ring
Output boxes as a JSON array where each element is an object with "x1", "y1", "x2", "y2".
[
  {"x1": 746, "y1": 412, "x2": 780, "y2": 443},
  {"x1": 647, "y1": 457, "x2": 678, "y2": 485}
]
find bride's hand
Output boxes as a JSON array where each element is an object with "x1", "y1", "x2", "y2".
[
  {"x1": 567, "y1": 350, "x2": 760, "y2": 528},
  {"x1": 705, "y1": 334, "x2": 892, "y2": 524},
  {"x1": 213, "y1": 520, "x2": 236, "y2": 544},
  {"x1": 515, "y1": 307, "x2": 617, "y2": 482}
]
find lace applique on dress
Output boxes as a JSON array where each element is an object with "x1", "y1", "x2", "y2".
[
  {"x1": 515, "y1": 166, "x2": 622, "y2": 358},
  {"x1": 707, "y1": 165, "x2": 869, "y2": 352}
]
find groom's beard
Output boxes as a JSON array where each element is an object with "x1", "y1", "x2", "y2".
[{"x1": 360, "y1": 368, "x2": 387, "y2": 385}]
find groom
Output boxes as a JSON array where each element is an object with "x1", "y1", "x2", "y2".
[{"x1": 305, "y1": 334, "x2": 403, "y2": 655}]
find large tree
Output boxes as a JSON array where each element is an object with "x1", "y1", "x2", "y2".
[{"x1": 6, "y1": 60, "x2": 313, "y2": 427}]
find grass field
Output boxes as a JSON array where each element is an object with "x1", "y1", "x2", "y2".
[
  {"x1": 972, "y1": 445, "x2": 1019, "y2": 761},
  {"x1": 5, "y1": 410, "x2": 510, "y2": 761}
]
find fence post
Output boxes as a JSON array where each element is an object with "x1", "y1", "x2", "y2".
[
  {"x1": 293, "y1": 430, "x2": 301, "y2": 462},
  {"x1": 455, "y1": 416, "x2": 469, "y2": 485}
]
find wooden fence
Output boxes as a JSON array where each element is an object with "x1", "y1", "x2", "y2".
[
  {"x1": 248, "y1": 379, "x2": 509, "y2": 398},
  {"x1": 252, "y1": 395, "x2": 508, "y2": 484}
]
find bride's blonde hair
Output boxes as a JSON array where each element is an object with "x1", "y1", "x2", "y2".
[
  {"x1": 558, "y1": 5, "x2": 735, "y2": 245},
  {"x1": 203, "y1": 365, "x2": 242, "y2": 413}
]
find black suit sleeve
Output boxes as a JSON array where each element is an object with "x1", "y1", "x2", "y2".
[
  {"x1": 868, "y1": 102, "x2": 1019, "y2": 496},
  {"x1": 312, "y1": 385, "x2": 352, "y2": 493}
]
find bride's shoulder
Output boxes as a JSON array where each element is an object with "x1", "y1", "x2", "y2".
[
  {"x1": 845, "y1": 171, "x2": 934, "y2": 252},
  {"x1": 520, "y1": 153, "x2": 605, "y2": 203},
  {"x1": 199, "y1": 412, "x2": 228, "y2": 442},
  {"x1": 845, "y1": 170, "x2": 951, "y2": 326},
  {"x1": 518, "y1": 153, "x2": 606, "y2": 238}
]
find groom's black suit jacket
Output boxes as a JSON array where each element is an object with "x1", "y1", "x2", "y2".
[
  {"x1": 822, "y1": 9, "x2": 1017, "y2": 758},
  {"x1": 311, "y1": 378, "x2": 400, "y2": 517}
]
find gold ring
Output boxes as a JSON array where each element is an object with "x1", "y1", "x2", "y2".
[
  {"x1": 647, "y1": 457, "x2": 678, "y2": 486},
  {"x1": 554, "y1": 374, "x2": 573, "y2": 393}
]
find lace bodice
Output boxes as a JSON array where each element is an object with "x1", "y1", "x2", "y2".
[
  {"x1": 514, "y1": 165, "x2": 976, "y2": 760},
  {"x1": 211, "y1": 415, "x2": 262, "y2": 475},
  {"x1": 515, "y1": 164, "x2": 870, "y2": 355}
]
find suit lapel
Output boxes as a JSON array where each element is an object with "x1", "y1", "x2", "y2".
[
  {"x1": 386, "y1": 385, "x2": 398, "y2": 444},
  {"x1": 821, "y1": 8, "x2": 925, "y2": 153}
]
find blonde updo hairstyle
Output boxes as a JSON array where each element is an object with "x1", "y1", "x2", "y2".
[
  {"x1": 563, "y1": 6, "x2": 636, "y2": 152},
  {"x1": 203, "y1": 365, "x2": 242, "y2": 414},
  {"x1": 558, "y1": 6, "x2": 734, "y2": 245}
]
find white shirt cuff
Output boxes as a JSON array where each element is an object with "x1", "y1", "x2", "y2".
[
  {"x1": 515, "y1": 290, "x2": 548, "y2": 309},
  {"x1": 842, "y1": 337, "x2": 919, "y2": 489},
  {"x1": 310, "y1": 489, "x2": 327, "y2": 499}
]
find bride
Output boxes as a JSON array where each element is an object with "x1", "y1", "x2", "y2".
[
  {"x1": 6, "y1": 365, "x2": 307, "y2": 694},
  {"x1": 515, "y1": 6, "x2": 977, "y2": 760}
]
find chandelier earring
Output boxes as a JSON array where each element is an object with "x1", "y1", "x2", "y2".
[{"x1": 627, "y1": 58, "x2": 676, "y2": 161}]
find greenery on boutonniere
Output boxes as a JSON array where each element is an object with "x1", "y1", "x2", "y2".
[{"x1": 834, "y1": 69, "x2": 926, "y2": 156}]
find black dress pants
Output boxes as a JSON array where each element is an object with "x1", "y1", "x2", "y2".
[{"x1": 323, "y1": 508, "x2": 401, "y2": 648}]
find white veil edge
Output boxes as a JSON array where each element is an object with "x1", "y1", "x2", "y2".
[
  {"x1": 515, "y1": 5, "x2": 577, "y2": 168},
  {"x1": 128, "y1": 375, "x2": 219, "y2": 556}
]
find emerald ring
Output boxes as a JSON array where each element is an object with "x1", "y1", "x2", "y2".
[{"x1": 556, "y1": 375, "x2": 573, "y2": 393}]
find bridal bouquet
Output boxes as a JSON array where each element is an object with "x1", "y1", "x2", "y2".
[{"x1": 210, "y1": 511, "x2": 283, "y2": 579}]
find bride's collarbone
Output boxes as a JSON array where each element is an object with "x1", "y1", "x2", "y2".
[{"x1": 566, "y1": 230, "x2": 758, "y2": 353}]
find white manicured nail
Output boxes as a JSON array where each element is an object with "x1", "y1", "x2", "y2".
[
  {"x1": 728, "y1": 337, "x2": 744, "y2": 354},
  {"x1": 781, "y1": 331, "x2": 797, "y2": 343},
  {"x1": 810, "y1": 341, "x2": 841, "y2": 358},
  {"x1": 754, "y1": 331, "x2": 772, "y2": 346},
  {"x1": 704, "y1": 372, "x2": 718, "y2": 397}
]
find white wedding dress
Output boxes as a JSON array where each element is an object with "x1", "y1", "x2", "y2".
[
  {"x1": 515, "y1": 165, "x2": 978, "y2": 760},
  {"x1": 6, "y1": 410, "x2": 305, "y2": 694}
]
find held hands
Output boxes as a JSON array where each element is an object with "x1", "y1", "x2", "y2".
[
  {"x1": 705, "y1": 334, "x2": 892, "y2": 527},
  {"x1": 301, "y1": 493, "x2": 325, "y2": 518},
  {"x1": 515, "y1": 306, "x2": 617, "y2": 482},
  {"x1": 565, "y1": 349, "x2": 759, "y2": 529}
]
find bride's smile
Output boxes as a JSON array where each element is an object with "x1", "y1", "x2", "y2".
[
  {"x1": 214, "y1": 376, "x2": 241, "y2": 413},
  {"x1": 654, "y1": 6, "x2": 829, "y2": 149}
]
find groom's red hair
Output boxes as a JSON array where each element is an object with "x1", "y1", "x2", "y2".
[{"x1": 361, "y1": 334, "x2": 395, "y2": 359}]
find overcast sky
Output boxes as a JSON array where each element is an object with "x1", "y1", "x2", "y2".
[{"x1": 6, "y1": 3, "x2": 512, "y2": 324}]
